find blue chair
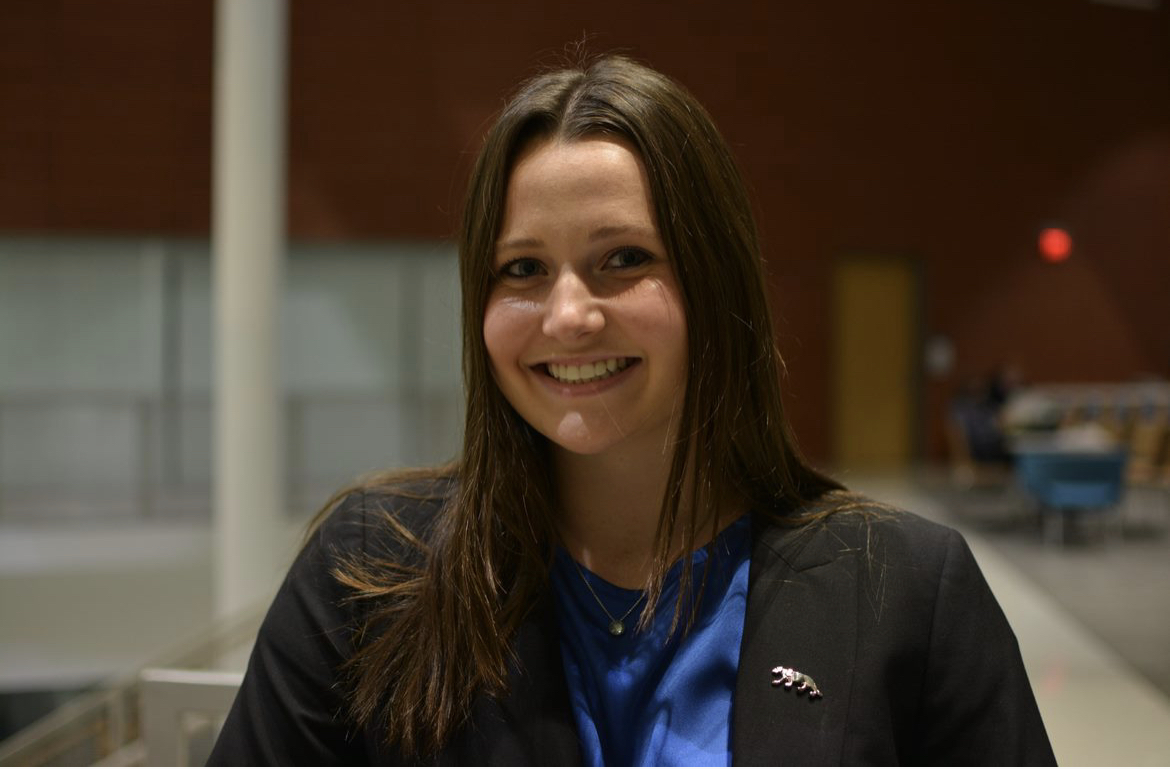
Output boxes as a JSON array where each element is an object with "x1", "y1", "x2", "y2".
[{"x1": 1014, "y1": 450, "x2": 1127, "y2": 543}]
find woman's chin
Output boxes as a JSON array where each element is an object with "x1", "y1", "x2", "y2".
[
  {"x1": 544, "y1": 413, "x2": 675, "y2": 461},
  {"x1": 550, "y1": 415, "x2": 619, "y2": 456}
]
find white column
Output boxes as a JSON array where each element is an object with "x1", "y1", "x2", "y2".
[{"x1": 212, "y1": 0, "x2": 288, "y2": 619}]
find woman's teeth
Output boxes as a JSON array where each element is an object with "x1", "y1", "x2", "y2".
[{"x1": 546, "y1": 357, "x2": 632, "y2": 384}]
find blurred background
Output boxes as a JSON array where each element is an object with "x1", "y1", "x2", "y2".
[{"x1": 1, "y1": 0, "x2": 1168, "y2": 764}]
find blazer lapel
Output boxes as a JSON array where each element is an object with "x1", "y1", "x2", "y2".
[
  {"x1": 503, "y1": 595, "x2": 585, "y2": 764},
  {"x1": 732, "y1": 517, "x2": 859, "y2": 766},
  {"x1": 441, "y1": 594, "x2": 583, "y2": 766}
]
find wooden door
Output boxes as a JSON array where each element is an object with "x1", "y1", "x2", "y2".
[{"x1": 831, "y1": 255, "x2": 920, "y2": 468}]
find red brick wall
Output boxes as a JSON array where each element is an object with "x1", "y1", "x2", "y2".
[
  {"x1": 2, "y1": 0, "x2": 1168, "y2": 461},
  {"x1": 0, "y1": 0, "x2": 212, "y2": 231}
]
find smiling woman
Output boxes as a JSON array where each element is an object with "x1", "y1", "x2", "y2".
[
  {"x1": 208, "y1": 54, "x2": 1056, "y2": 766},
  {"x1": 485, "y1": 138, "x2": 687, "y2": 463}
]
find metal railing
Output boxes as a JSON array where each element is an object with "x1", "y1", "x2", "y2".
[
  {"x1": 0, "y1": 606, "x2": 264, "y2": 767},
  {"x1": 138, "y1": 669, "x2": 243, "y2": 766}
]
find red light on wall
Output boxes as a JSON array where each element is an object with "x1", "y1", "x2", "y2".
[{"x1": 1038, "y1": 227, "x2": 1072, "y2": 263}]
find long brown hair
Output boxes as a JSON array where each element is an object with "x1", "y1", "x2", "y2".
[{"x1": 329, "y1": 54, "x2": 840, "y2": 757}]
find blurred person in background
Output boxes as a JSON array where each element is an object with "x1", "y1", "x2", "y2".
[
  {"x1": 952, "y1": 374, "x2": 1013, "y2": 465},
  {"x1": 209, "y1": 54, "x2": 1054, "y2": 766}
]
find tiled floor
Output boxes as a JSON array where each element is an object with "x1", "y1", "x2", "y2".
[
  {"x1": 936, "y1": 481, "x2": 1170, "y2": 698},
  {"x1": 3, "y1": 471, "x2": 1170, "y2": 763},
  {"x1": 847, "y1": 471, "x2": 1170, "y2": 766}
]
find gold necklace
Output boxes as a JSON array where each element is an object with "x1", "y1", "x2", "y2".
[{"x1": 570, "y1": 558, "x2": 645, "y2": 637}]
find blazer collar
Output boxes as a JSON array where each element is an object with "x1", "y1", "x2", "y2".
[
  {"x1": 476, "y1": 514, "x2": 859, "y2": 766},
  {"x1": 452, "y1": 593, "x2": 584, "y2": 766},
  {"x1": 732, "y1": 515, "x2": 858, "y2": 766}
]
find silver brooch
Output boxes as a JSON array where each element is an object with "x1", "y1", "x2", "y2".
[{"x1": 771, "y1": 665, "x2": 823, "y2": 698}]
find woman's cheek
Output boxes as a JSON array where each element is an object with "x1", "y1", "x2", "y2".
[{"x1": 483, "y1": 296, "x2": 537, "y2": 371}]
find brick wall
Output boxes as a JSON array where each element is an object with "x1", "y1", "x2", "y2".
[{"x1": 2, "y1": 0, "x2": 1167, "y2": 460}]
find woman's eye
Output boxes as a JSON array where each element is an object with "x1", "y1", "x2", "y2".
[
  {"x1": 499, "y1": 258, "x2": 544, "y2": 279},
  {"x1": 605, "y1": 248, "x2": 652, "y2": 270}
]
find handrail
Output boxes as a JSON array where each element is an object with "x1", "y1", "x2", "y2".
[
  {"x1": 139, "y1": 669, "x2": 244, "y2": 766},
  {"x1": 0, "y1": 687, "x2": 135, "y2": 767},
  {"x1": 0, "y1": 605, "x2": 264, "y2": 767}
]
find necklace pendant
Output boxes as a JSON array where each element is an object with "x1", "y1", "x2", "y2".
[{"x1": 608, "y1": 619, "x2": 625, "y2": 636}]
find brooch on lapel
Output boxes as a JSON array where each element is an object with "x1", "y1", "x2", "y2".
[{"x1": 771, "y1": 665, "x2": 823, "y2": 698}]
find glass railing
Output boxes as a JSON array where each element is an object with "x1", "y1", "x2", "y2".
[
  {"x1": 0, "y1": 236, "x2": 464, "y2": 524},
  {"x1": 0, "y1": 389, "x2": 462, "y2": 523}
]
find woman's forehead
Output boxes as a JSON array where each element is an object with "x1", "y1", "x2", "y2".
[{"x1": 498, "y1": 138, "x2": 658, "y2": 246}]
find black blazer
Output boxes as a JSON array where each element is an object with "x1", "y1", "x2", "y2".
[{"x1": 209, "y1": 491, "x2": 1056, "y2": 766}]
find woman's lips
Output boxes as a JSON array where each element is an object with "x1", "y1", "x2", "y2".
[
  {"x1": 532, "y1": 357, "x2": 642, "y2": 394},
  {"x1": 544, "y1": 356, "x2": 636, "y2": 384}
]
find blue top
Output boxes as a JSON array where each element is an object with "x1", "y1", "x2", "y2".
[{"x1": 550, "y1": 516, "x2": 753, "y2": 766}]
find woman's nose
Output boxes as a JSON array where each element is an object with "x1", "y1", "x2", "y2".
[{"x1": 542, "y1": 271, "x2": 605, "y2": 342}]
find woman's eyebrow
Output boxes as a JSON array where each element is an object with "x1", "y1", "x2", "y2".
[
  {"x1": 588, "y1": 224, "x2": 656, "y2": 242},
  {"x1": 496, "y1": 224, "x2": 655, "y2": 251},
  {"x1": 495, "y1": 235, "x2": 543, "y2": 251}
]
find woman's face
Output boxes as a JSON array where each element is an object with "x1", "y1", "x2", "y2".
[{"x1": 483, "y1": 137, "x2": 688, "y2": 459}]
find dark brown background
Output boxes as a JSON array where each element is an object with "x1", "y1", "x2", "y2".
[{"x1": 2, "y1": 0, "x2": 1168, "y2": 462}]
